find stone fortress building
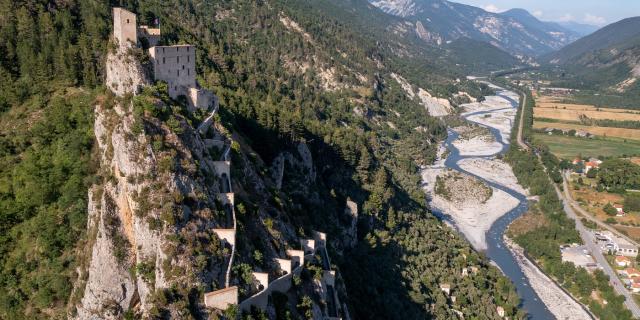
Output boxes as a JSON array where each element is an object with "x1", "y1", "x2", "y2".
[{"x1": 111, "y1": 7, "x2": 215, "y2": 111}]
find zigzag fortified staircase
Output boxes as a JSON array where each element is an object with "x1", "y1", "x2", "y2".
[{"x1": 110, "y1": 7, "x2": 346, "y2": 319}]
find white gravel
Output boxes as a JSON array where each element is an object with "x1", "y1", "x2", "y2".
[{"x1": 452, "y1": 136, "x2": 503, "y2": 156}]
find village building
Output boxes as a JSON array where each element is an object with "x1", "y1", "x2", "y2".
[
  {"x1": 616, "y1": 255, "x2": 632, "y2": 267},
  {"x1": 599, "y1": 231, "x2": 639, "y2": 257},
  {"x1": 622, "y1": 268, "x2": 640, "y2": 278},
  {"x1": 584, "y1": 161, "x2": 600, "y2": 173},
  {"x1": 614, "y1": 204, "x2": 626, "y2": 217}
]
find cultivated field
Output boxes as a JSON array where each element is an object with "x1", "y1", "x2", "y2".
[
  {"x1": 535, "y1": 96, "x2": 640, "y2": 121},
  {"x1": 534, "y1": 108, "x2": 640, "y2": 122},
  {"x1": 534, "y1": 121, "x2": 640, "y2": 141},
  {"x1": 533, "y1": 133, "x2": 640, "y2": 159},
  {"x1": 533, "y1": 93, "x2": 640, "y2": 142}
]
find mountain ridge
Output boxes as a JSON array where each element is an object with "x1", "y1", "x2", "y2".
[{"x1": 369, "y1": 0, "x2": 580, "y2": 57}]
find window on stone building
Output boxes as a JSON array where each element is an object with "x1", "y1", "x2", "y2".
[
  {"x1": 177, "y1": 70, "x2": 180, "y2": 77},
  {"x1": 182, "y1": 65, "x2": 185, "y2": 70},
  {"x1": 177, "y1": 56, "x2": 180, "y2": 63},
  {"x1": 187, "y1": 56, "x2": 190, "y2": 63},
  {"x1": 163, "y1": 57, "x2": 165, "y2": 64},
  {"x1": 127, "y1": 19, "x2": 130, "y2": 24},
  {"x1": 187, "y1": 69, "x2": 190, "y2": 76}
]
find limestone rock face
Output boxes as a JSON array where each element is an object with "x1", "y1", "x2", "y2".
[
  {"x1": 73, "y1": 99, "x2": 226, "y2": 319},
  {"x1": 106, "y1": 44, "x2": 150, "y2": 97}
]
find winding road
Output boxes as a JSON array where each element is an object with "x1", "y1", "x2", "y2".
[{"x1": 513, "y1": 87, "x2": 640, "y2": 318}]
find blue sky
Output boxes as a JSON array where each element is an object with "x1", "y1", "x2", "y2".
[{"x1": 453, "y1": 0, "x2": 640, "y2": 26}]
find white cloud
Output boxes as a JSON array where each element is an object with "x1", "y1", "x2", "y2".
[
  {"x1": 583, "y1": 13, "x2": 606, "y2": 26},
  {"x1": 556, "y1": 13, "x2": 575, "y2": 22},
  {"x1": 483, "y1": 4, "x2": 502, "y2": 13},
  {"x1": 532, "y1": 10, "x2": 543, "y2": 18}
]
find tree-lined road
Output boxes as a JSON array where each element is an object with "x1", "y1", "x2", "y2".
[{"x1": 513, "y1": 87, "x2": 640, "y2": 318}]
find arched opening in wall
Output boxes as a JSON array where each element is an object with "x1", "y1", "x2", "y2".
[{"x1": 127, "y1": 19, "x2": 130, "y2": 23}]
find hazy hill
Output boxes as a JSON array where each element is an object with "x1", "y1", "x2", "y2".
[
  {"x1": 557, "y1": 21, "x2": 599, "y2": 37},
  {"x1": 545, "y1": 17, "x2": 640, "y2": 64},
  {"x1": 369, "y1": 0, "x2": 580, "y2": 56},
  {"x1": 543, "y1": 17, "x2": 640, "y2": 101}
]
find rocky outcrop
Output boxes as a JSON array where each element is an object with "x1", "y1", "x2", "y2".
[
  {"x1": 73, "y1": 94, "x2": 229, "y2": 319},
  {"x1": 344, "y1": 200, "x2": 358, "y2": 249},
  {"x1": 415, "y1": 21, "x2": 442, "y2": 46},
  {"x1": 106, "y1": 44, "x2": 150, "y2": 97}
]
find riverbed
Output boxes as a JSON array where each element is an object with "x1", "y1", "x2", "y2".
[{"x1": 421, "y1": 85, "x2": 590, "y2": 319}]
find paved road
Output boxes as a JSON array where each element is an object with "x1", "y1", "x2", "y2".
[
  {"x1": 514, "y1": 86, "x2": 640, "y2": 318},
  {"x1": 516, "y1": 90, "x2": 529, "y2": 151},
  {"x1": 554, "y1": 183, "x2": 640, "y2": 317},
  {"x1": 562, "y1": 172, "x2": 640, "y2": 248}
]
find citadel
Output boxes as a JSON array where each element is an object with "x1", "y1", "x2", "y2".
[{"x1": 109, "y1": 7, "x2": 215, "y2": 111}]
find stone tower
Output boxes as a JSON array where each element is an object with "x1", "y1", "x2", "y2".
[{"x1": 113, "y1": 8, "x2": 137, "y2": 46}]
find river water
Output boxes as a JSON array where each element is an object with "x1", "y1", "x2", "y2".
[{"x1": 434, "y1": 88, "x2": 555, "y2": 319}]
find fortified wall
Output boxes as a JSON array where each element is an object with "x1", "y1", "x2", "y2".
[{"x1": 110, "y1": 8, "x2": 216, "y2": 111}]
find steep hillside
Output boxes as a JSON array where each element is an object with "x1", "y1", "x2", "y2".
[
  {"x1": 544, "y1": 17, "x2": 640, "y2": 64},
  {"x1": 369, "y1": 0, "x2": 579, "y2": 57},
  {"x1": 445, "y1": 37, "x2": 521, "y2": 73},
  {"x1": 542, "y1": 17, "x2": 640, "y2": 102},
  {"x1": 0, "y1": 0, "x2": 525, "y2": 319}
]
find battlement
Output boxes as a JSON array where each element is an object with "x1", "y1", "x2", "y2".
[{"x1": 204, "y1": 286, "x2": 238, "y2": 310}]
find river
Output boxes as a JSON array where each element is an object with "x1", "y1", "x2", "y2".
[{"x1": 433, "y1": 87, "x2": 556, "y2": 319}]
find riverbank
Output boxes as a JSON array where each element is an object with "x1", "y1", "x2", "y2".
[
  {"x1": 421, "y1": 83, "x2": 588, "y2": 318},
  {"x1": 504, "y1": 237, "x2": 593, "y2": 320}
]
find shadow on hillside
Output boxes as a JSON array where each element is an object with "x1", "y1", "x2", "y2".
[{"x1": 226, "y1": 110, "x2": 428, "y2": 319}]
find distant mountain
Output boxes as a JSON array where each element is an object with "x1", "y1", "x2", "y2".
[
  {"x1": 543, "y1": 17, "x2": 640, "y2": 96},
  {"x1": 369, "y1": 0, "x2": 580, "y2": 57},
  {"x1": 544, "y1": 17, "x2": 640, "y2": 64},
  {"x1": 557, "y1": 21, "x2": 599, "y2": 36}
]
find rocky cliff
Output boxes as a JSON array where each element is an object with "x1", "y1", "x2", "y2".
[{"x1": 72, "y1": 44, "x2": 353, "y2": 319}]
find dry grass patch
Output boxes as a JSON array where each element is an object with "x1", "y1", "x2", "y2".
[
  {"x1": 507, "y1": 206, "x2": 549, "y2": 237},
  {"x1": 535, "y1": 95, "x2": 640, "y2": 121},
  {"x1": 534, "y1": 107, "x2": 640, "y2": 122},
  {"x1": 534, "y1": 121, "x2": 640, "y2": 141}
]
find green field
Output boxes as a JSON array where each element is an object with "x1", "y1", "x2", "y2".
[{"x1": 533, "y1": 133, "x2": 640, "y2": 159}]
